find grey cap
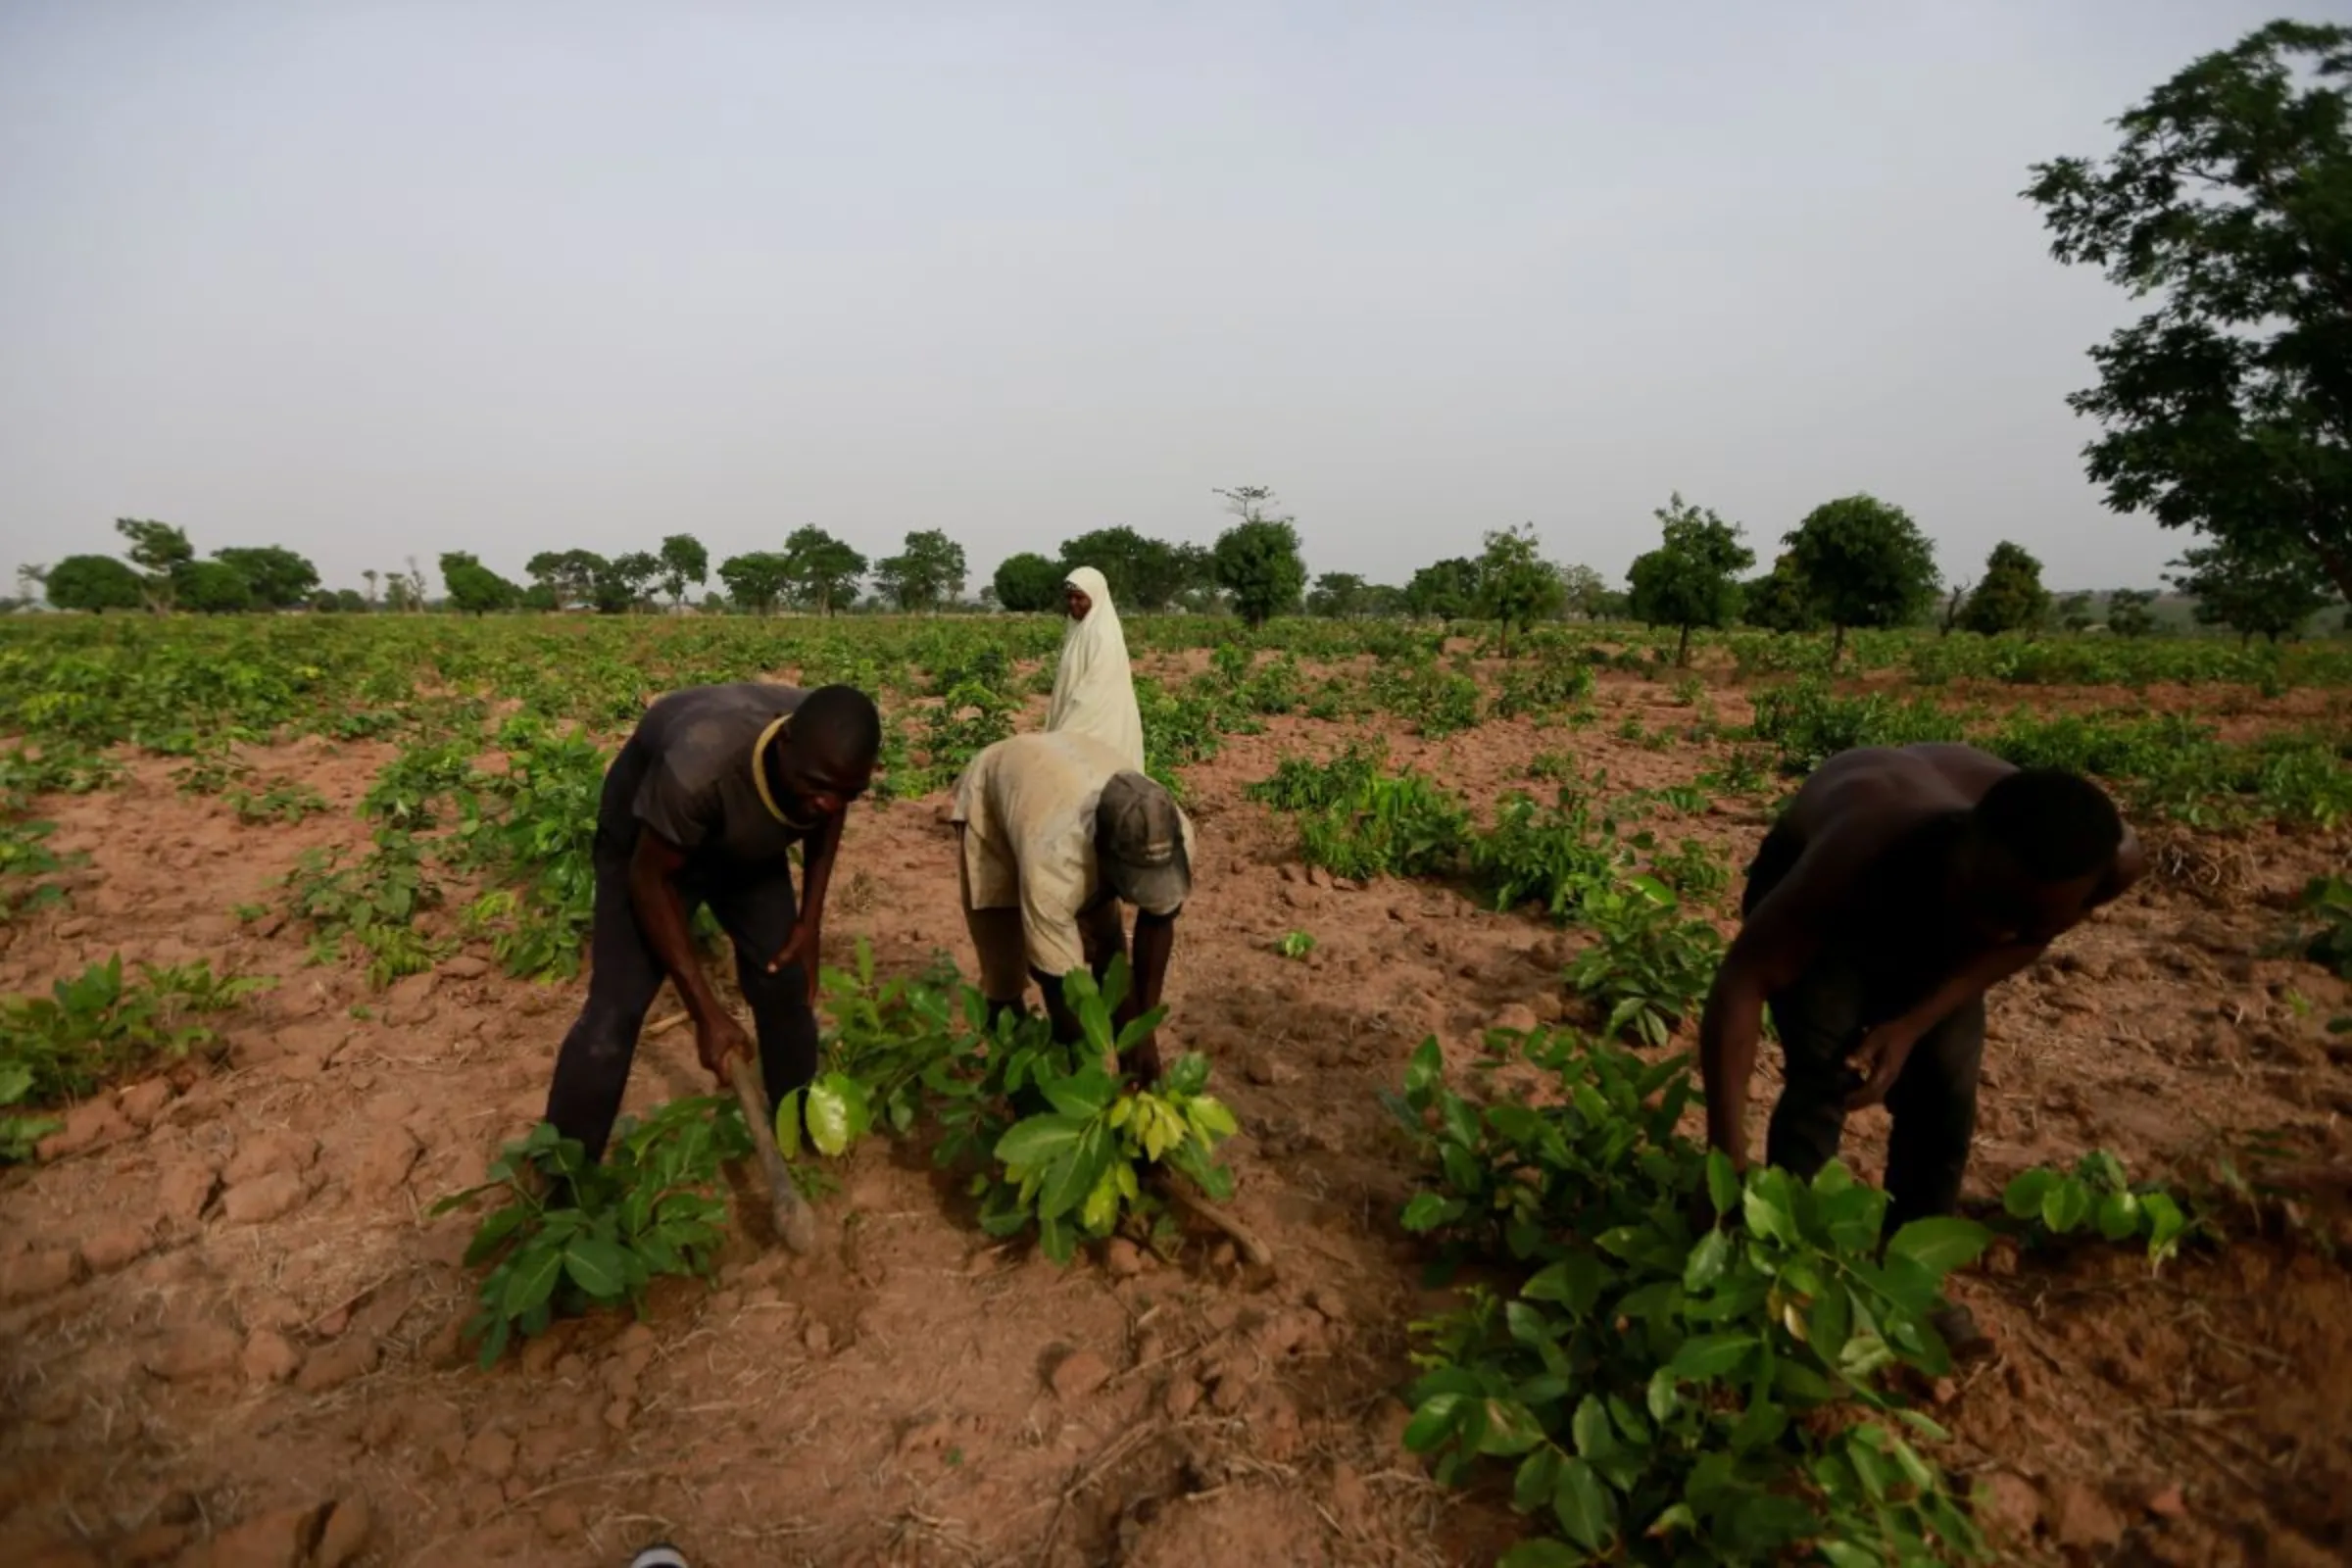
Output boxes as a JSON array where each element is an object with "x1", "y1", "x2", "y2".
[{"x1": 1096, "y1": 771, "x2": 1191, "y2": 914}]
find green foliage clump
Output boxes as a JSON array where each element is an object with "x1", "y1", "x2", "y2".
[{"x1": 1998, "y1": 1151, "x2": 2196, "y2": 1268}]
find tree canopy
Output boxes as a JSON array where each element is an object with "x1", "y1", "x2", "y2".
[
  {"x1": 43, "y1": 555, "x2": 144, "y2": 613},
  {"x1": 1957, "y1": 542, "x2": 2051, "y2": 636},
  {"x1": 1403, "y1": 558, "x2": 1481, "y2": 623},
  {"x1": 2025, "y1": 21, "x2": 2352, "y2": 602},
  {"x1": 992, "y1": 552, "x2": 1065, "y2": 613},
  {"x1": 2168, "y1": 538, "x2": 2334, "y2": 644},
  {"x1": 716, "y1": 552, "x2": 792, "y2": 615},
  {"x1": 658, "y1": 534, "x2": 710, "y2": 608},
  {"x1": 440, "y1": 552, "x2": 521, "y2": 615},
  {"x1": 874, "y1": 528, "x2": 968, "y2": 612},
  {"x1": 1624, "y1": 494, "x2": 1753, "y2": 664},
  {"x1": 176, "y1": 560, "x2": 253, "y2": 614},
  {"x1": 1476, "y1": 523, "x2": 1565, "y2": 656},
  {"x1": 782, "y1": 526, "x2": 867, "y2": 615},
  {"x1": 1210, "y1": 486, "x2": 1306, "y2": 629},
  {"x1": 1055, "y1": 526, "x2": 1198, "y2": 611},
  {"x1": 1784, "y1": 495, "x2": 1940, "y2": 664},
  {"x1": 213, "y1": 546, "x2": 319, "y2": 610}
]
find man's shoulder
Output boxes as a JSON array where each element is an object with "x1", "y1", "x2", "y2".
[{"x1": 637, "y1": 684, "x2": 801, "y2": 785}]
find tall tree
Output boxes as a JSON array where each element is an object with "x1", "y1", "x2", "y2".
[
  {"x1": 874, "y1": 528, "x2": 968, "y2": 612},
  {"x1": 658, "y1": 534, "x2": 710, "y2": 609},
  {"x1": 1476, "y1": 522, "x2": 1567, "y2": 656},
  {"x1": 362, "y1": 568, "x2": 379, "y2": 608},
  {"x1": 781, "y1": 526, "x2": 867, "y2": 615},
  {"x1": 1957, "y1": 542, "x2": 2052, "y2": 636},
  {"x1": 1209, "y1": 485, "x2": 1306, "y2": 629},
  {"x1": 716, "y1": 552, "x2": 792, "y2": 616},
  {"x1": 612, "y1": 551, "x2": 662, "y2": 610},
  {"x1": 115, "y1": 518, "x2": 193, "y2": 611},
  {"x1": 213, "y1": 546, "x2": 320, "y2": 610},
  {"x1": 1056, "y1": 526, "x2": 1189, "y2": 611},
  {"x1": 1404, "y1": 557, "x2": 1481, "y2": 624},
  {"x1": 1305, "y1": 571, "x2": 1370, "y2": 618},
  {"x1": 2105, "y1": 589, "x2": 2160, "y2": 637},
  {"x1": 43, "y1": 555, "x2": 144, "y2": 613},
  {"x1": 524, "y1": 550, "x2": 612, "y2": 610},
  {"x1": 1624, "y1": 493, "x2": 1754, "y2": 665},
  {"x1": 2024, "y1": 21, "x2": 2352, "y2": 601},
  {"x1": 2168, "y1": 539, "x2": 2334, "y2": 645},
  {"x1": 1784, "y1": 495, "x2": 1940, "y2": 666},
  {"x1": 177, "y1": 560, "x2": 253, "y2": 614},
  {"x1": 1556, "y1": 563, "x2": 1611, "y2": 621},
  {"x1": 1742, "y1": 552, "x2": 1821, "y2": 633},
  {"x1": 992, "y1": 552, "x2": 1064, "y2": 612},
  {"x1": 439, "y1": 552, "x2": 521, "y2": 615}
]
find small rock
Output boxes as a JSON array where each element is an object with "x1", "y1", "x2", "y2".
[
  {"x1": 349, "y1": 1125, "x2": 421, "y2": 1198},
  {"x1": 36, "y1": 1099, "x2": 134, "y2": 1161},
  {"x1": 540, "y1": 1499, "x2": 584, "y2": 1541},
  {"x1": 1929, "y1": 1377, "x2": 1960, "y2": 1407},
  {"x1": 295, "y1": 1334, "x2": 381, "y2": 1393},
  {"x1": 242, "y1": 1330, "x2": 303, "y2": 1385},
  {"x1": 2145, "y1": 1485, "x2": 2187, "y2": 1520},
  {"x1": 54, "y1": 915, "x2": 97, "y2": 939},
  {"x1": 223, "y1": 1132, "x2": 319, "y2": 1186},
  {"x1": 220, "y1": 1171, "x2": 308, "y2": 1225},
  {"x1": 1244, "y1": 1053, "x2": 1297, "y2": 1087},
  {"x1": 1162, "y1": 1376, "x2": 1202, "y2": 1418},
  {"x1": 1102, "y1": 1239, "x2": 1145, "y2": 1278},
  {"x1": 315, "y1": 1496, "x2": 371, "y2": 1568},
  {"x1": 1306, "y1": 865, "x2": 1332, "y2": 888},
  {"x1": 2048, "y1": 1480, "x2": 2126, "y2": 1551},
  {"x1": 803, "y1": 1320, "x2": 833, "y2": 1356},
  {"x1": 117, "y1": 1080, "x2": 174, "y2": 1128},
  {"x1": 440, "y1": 954, "x2": 491, "y2": 980},
  {"x1": 1050, "y1": 1348, "x2": 1112, "y2": 1401},
  {"x1": 158, "y1": 1160, "x2": 220, "y2": 1226},
  {"x1": 383, "y1": 971, "x2": 439, "y2": 1025},
  {"x1": 465, "y1": 1429, "x2": 518, "y2": 1483},
  {"x1": 79, "y1": 1222, "x2": 157, "y2": 1275},
  {"x1": 1975, "y1": 1473, "x2": 2040, "y2": 1542},
  {"x1": 1209, "y1": 1241, "x2": 1239, "y2": 1271},
  {"x1": 143, "y1": 1323, "x2": 242, "y2": 1383},
  {"x1": 603, "y1": 1397, "x2": 634, "y2": 1432},
  {"x1": 1530, "y1": 992, "x2": 1566, "y2": 1025},
  {"x1": 1490, "y1": 1003, "x2": 1540, "y2": 1036}
]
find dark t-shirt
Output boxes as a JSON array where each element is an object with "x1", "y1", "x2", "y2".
[
  {"x1": 608, "y1": 683, "x2": 810, "y2": 869},
  {"x1": 1742, "y1": 809, "x2": 1973, "y2": 1017}
]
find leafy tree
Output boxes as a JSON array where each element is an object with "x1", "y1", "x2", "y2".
[
  {"x1": 1306, "y1": 571, "x2": 1371, "y2": 618},
  {"x1": 176, "y1": 560, "x2": 253, "y2": 614},
  {"x1": 1210, "y1": 486, "x2": 1306, "y2": 629},
  {"x1": 1476, "y1": 522, "x2": 1567, "y2": 656},
  {"x1": 781, "y1": 525, "x2": 867, "y2": 616},
  {"x1": 2024, "y1": 21, "x2": 2352, "y2": 602},
  {"x1": 992, "y1": 552, "x2": 1065, "y2": 612},
  {"x1": 2105, "y1": 588, "x2": 2160, "y2": 637},
  {"x1": 2055, "y1": 591, "x2": 2097, "y2": 633},
  {"x1": 213, "y1": 546, "x2": 320, "y2": 610},
  {"x1": 873, "y1": 528, "x2": 968, "y2": 612},
  {"x1": 440, "y1": 552, "x2": 522, "y2": 615},
  {"x1": 1403, "y1": 558, "x2": 1481, "y2": 624},
  {"x1": 1556, "y1": 563, "x2": 1611, "y2": 621},
  {"x1": 1624, "y1": 493, "x2": 1754, "y2": 665},
  {"x1": 318, "y1": 588, "x2": 368, "y2": 613},
  {"x1": 519, "y1": 584, "x2": 559, "y2": 612},
  {"x1": 1958, "y1": 542, "x2": 2051, "y2": 636},
  {"x1": 43, "y1": 555, "x2": 144, "y2": 613},
  {"x1": 1742, "y1": 552, "x2": 1821, "y2": 633},
  {"x1": 716, "y1": 552, "x2": 793, "y2": 616},
  {"x1": 658, "y1": 534, "x2": 710, "y2": 609},
  {"x1": 1783, "y1": 495, "x2": 1940, "y2": 666},
  {"x1": 2168, "y1": 540, "x2": 2334, "y2": 644},
  {"x1": 1055, "y1": 526, "x2": 1191, "y2": 611},
  {"x1": 524, "y1": 550, "x2": 611, "y2": 610},
  {"x1": 611, "y1": 552, "x2": 662, "y2": 610},
  {"x1": 362, "y1": 569, "x2": 380, "y2": 608},
  {"x1": 115, "y1": 518, "x2": 193, "y2": 611}
]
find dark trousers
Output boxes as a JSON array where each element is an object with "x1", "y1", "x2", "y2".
[
  {"x1": 1763, "y1": 956, "x2": 1984, "y2": 1235},
  {"x1": 543, "y1": 821, "x2": 819, "y2": 1164}
]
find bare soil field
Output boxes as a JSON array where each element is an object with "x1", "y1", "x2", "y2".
[{"x1": 3, "y1": 660, "x2": 2349, "y2": 1568}]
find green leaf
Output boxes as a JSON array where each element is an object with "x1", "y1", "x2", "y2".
[
  {"x1": 499, "y1": 1245, "x2": 564, "y2": 1318},
  {"x1": 772, "y1": 1089, "x2": 804, "y2": 1159},
  {"x1": 2141, "y1": 1191, "x2": 2188, "y2": 1256},
  {"x1": 1885, "y1": 1215, "x2": 1991, "y2": 1277},
  {"x1": 1512, "y1": 1447, "x2": 1563, "y2": 1515},
  {"x1": 1496, "y1": 1543, "x2": 1583, "y2": 1568},
  {"x1": 1524, "y1": 1252, "x2": 1607, "y2": 1313},
  {"x1": 1550, "y1": 1456, "x2": 1616, "y2": 1552},
  {"x1": 1477, "y1": 1399, "x2": 1547, "y2": 1457},
  {"x1": 1683, "y1": 1229, "x2": 1731, "y2": 1293},
  {"x1": 2095, "y1": 1189, "x2": 2141, "y2": 1242},
  {"x1": 992, "y1": 1113, "x2": 1088, "y2": 1168},
  {"x1": 1668, "y1": 1332, "x2": 1758, "y2": 1383},
  {"x1": 1646, "y1": 1367, "x2": 1678, "y2": 1425},
  {"x1": 1570, "y1": 1396, "x2": 1615, "y2": 1460},
  {"x1": 1402, "y1": 1393, "x2": 1466, "y2": 1453},
  {"x1": 2042, "y1": 1173, "x2": 2093, "y2": 1234},
  {"x1": 1704, "y1": 1150, "x2": 1740, "y2": 1218},
  {"x1": 804, "y1": 1071, "x2": 872, "y2": 1157},
  {"x1": 1401, "y1": 1191, "x2": 1463, "y2": 1233},
  {"x1": 1808, "y1": 1284, "x2": 1852, "y2": 1364},
  {"x1": 562, "y1": 1237, "x2": 631, "y2": 1300},
  {"x1": 1742, "y1": 1175, "x2": 1796, "y2": 1245}
]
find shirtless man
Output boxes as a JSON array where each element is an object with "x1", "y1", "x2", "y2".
[
  {"x1": 951, "y1": 730, "x2": 1193, "y2": 1083},
  {"x1": 1699, "y1": 745, "x2": 2143, "y2": 1332},
  {"x1": 543, "y1": 682, "x2": 881, "y2": 1166}
]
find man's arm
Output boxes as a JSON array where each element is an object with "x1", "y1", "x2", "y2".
[
  {"x1": 1118, "y1": 908, "x2": 1178, "y2": 1083},
  {"x1": 628, "y1": 831, "x2": 750, "y2": 1082},
  {"x1": 767, "y1": 808, "x2": 846, "y2": 1002}
]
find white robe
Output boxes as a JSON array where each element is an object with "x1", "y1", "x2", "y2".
[{"x1": 1044, "y1": 564, "x2": 1146, "y2": 773}]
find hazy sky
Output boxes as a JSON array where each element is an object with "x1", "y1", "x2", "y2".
[{"x1": 0, "y1": 3, "x2": 2291, "y2": 600}]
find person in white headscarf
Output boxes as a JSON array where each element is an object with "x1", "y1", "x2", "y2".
[{"x1": 1045, "y1": 565, "x2": 1145, "y2": 772}]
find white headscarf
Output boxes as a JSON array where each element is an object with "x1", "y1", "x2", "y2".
[{"x1": 1045, "y1": 565, "x2": 1146, "y2": 772}]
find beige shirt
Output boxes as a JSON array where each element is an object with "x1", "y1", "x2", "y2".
[{"x1": 951, "y1": 731, "x2": 1195, "y2": 978}]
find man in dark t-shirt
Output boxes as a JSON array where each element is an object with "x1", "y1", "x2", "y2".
[
  {"x1": 1698, "y1": 744, "x2": 2142, "y2": 1349},
  {"x1": 543, "y1": 682, "x2": 883, "y2": 1168}
]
